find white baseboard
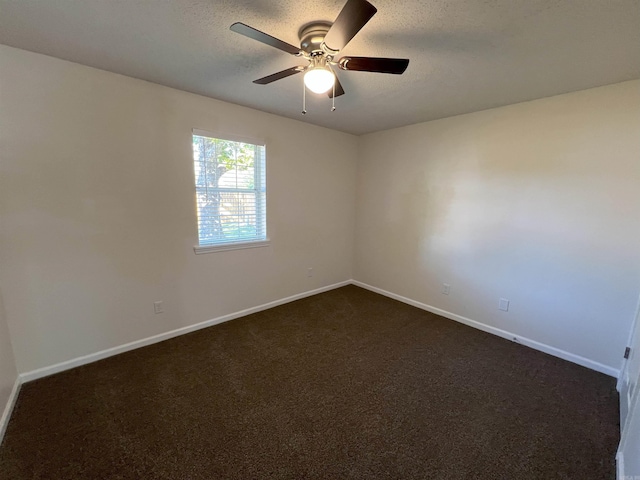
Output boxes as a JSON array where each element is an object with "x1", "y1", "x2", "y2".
[
  {"x1": 0, "y1": 377, "x2": 21, "y2": 444},
  {"x1": 17, "y1": 277, "x2": 619, "y2": 384},
  {"x1": 19, "y1": 280, "x2": 351, "y2": 383},
  {"x1": 352, "y1": 280, "x2": 620, "y2": 378}
]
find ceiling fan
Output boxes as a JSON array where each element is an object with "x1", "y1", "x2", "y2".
[{"x1": 230, "y1": 0, "x2": 409, "y2": 103}]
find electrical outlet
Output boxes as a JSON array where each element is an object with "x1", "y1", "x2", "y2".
[
  {"x1": 499, "y1": 298, "x2": 510, "y2": 312},
  {"x1": 153, "y1": 301, "x2": 164, "y2": 314},
  {"x1": 307, "y1": 267, "x2": 314, "y2": 278},
  {"x1": 441, "y1": 283, "x2": 450, "y2": 295}
]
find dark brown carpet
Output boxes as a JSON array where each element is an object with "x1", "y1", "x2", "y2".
[{"x1": 0, "y1": 285, "x2": 619, "y2": 479}]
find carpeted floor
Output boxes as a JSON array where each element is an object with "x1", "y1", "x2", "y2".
[{"x1": 0, "y1": 285, "x2": 619, "y2": 479}]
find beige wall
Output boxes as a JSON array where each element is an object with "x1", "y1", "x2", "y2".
[
  {"x1": 355, "y1": 80, "x2": 640, "y2": 371},
  {"x1": 0, "y1": 290, "x2": 17, "y2": 421},
  {"x1": 0, "y1": 45, "x2": 357, "y2": 373}
]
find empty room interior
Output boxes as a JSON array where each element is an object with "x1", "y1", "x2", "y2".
[{"x1": 1, "y1": 0, "x2": 639, "y2": 478}]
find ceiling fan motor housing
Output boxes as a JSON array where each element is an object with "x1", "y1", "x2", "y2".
[{"x1": 298, "y1": 22, "x2": 332, "y2": 54}]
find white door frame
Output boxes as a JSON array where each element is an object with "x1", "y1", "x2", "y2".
[
  {"x1": 617, "y1": 292, "x2": 640, "y2": 478},
  {"x1": 618, "y1": 294, "x2": 640, "y2": 425}
]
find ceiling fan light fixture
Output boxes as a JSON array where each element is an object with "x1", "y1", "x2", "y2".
[
  {"x1": 304, "y1": 66, "x2": 335, "y2": 94},
  {"x1": 232, "y1": 0, "x2": 409, "y2": 104}
]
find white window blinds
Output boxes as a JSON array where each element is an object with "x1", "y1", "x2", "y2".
[{"x1": 192, "y1": 132, "x2": 267, "y2": 248}]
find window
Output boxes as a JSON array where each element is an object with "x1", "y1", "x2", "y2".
[{"x1": 192, "y1": 130, "x2": 267, "y2": 253}]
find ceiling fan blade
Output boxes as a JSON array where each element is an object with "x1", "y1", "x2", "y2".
[
  {"x1": 338, "y1": 56, "x2": 409, "y2": 74},
  {"x1": 253, "y1": 66, "x2": 305, "y2": 85},
  {"x1": 323, "y1": 0, "x2": 377, "y2": 53},
  {"x1": 328, "y1": 75, "x2": 345, "y2": 98},
  {"x1": 230, "y1": 22, "x2": 301, "y2": 55}
]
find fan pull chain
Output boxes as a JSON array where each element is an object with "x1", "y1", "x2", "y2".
[
  {"x1": 331, "y1": 81, "x2": 336, "y2": 112},
  {"x1": 302, "y1": 79, "x2": 307, "y2": 115},
  {"x1": 328, "y1": 64, "x2": 337, "y2": 112}
]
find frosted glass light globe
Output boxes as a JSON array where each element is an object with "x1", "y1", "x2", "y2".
[{"x1": 304, "y1": 67, "x2": 335, "y2": 94}]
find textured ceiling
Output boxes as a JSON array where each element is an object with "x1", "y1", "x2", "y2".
[{"x1": 0, "y1": 0, "x2": 639, "y2": 135}]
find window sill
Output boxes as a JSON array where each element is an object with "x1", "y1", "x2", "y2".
[{"x1": 193, "y1": 239, "x2": 270, "y2": 255}]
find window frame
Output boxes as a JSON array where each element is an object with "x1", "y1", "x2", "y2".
[{"x1": 191, "y1": 129, "x2": 269, "y2": 254}]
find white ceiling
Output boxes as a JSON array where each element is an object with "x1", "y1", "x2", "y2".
[{"x1": 1, "y1": 0, "x2": 638, "y2": 135}]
